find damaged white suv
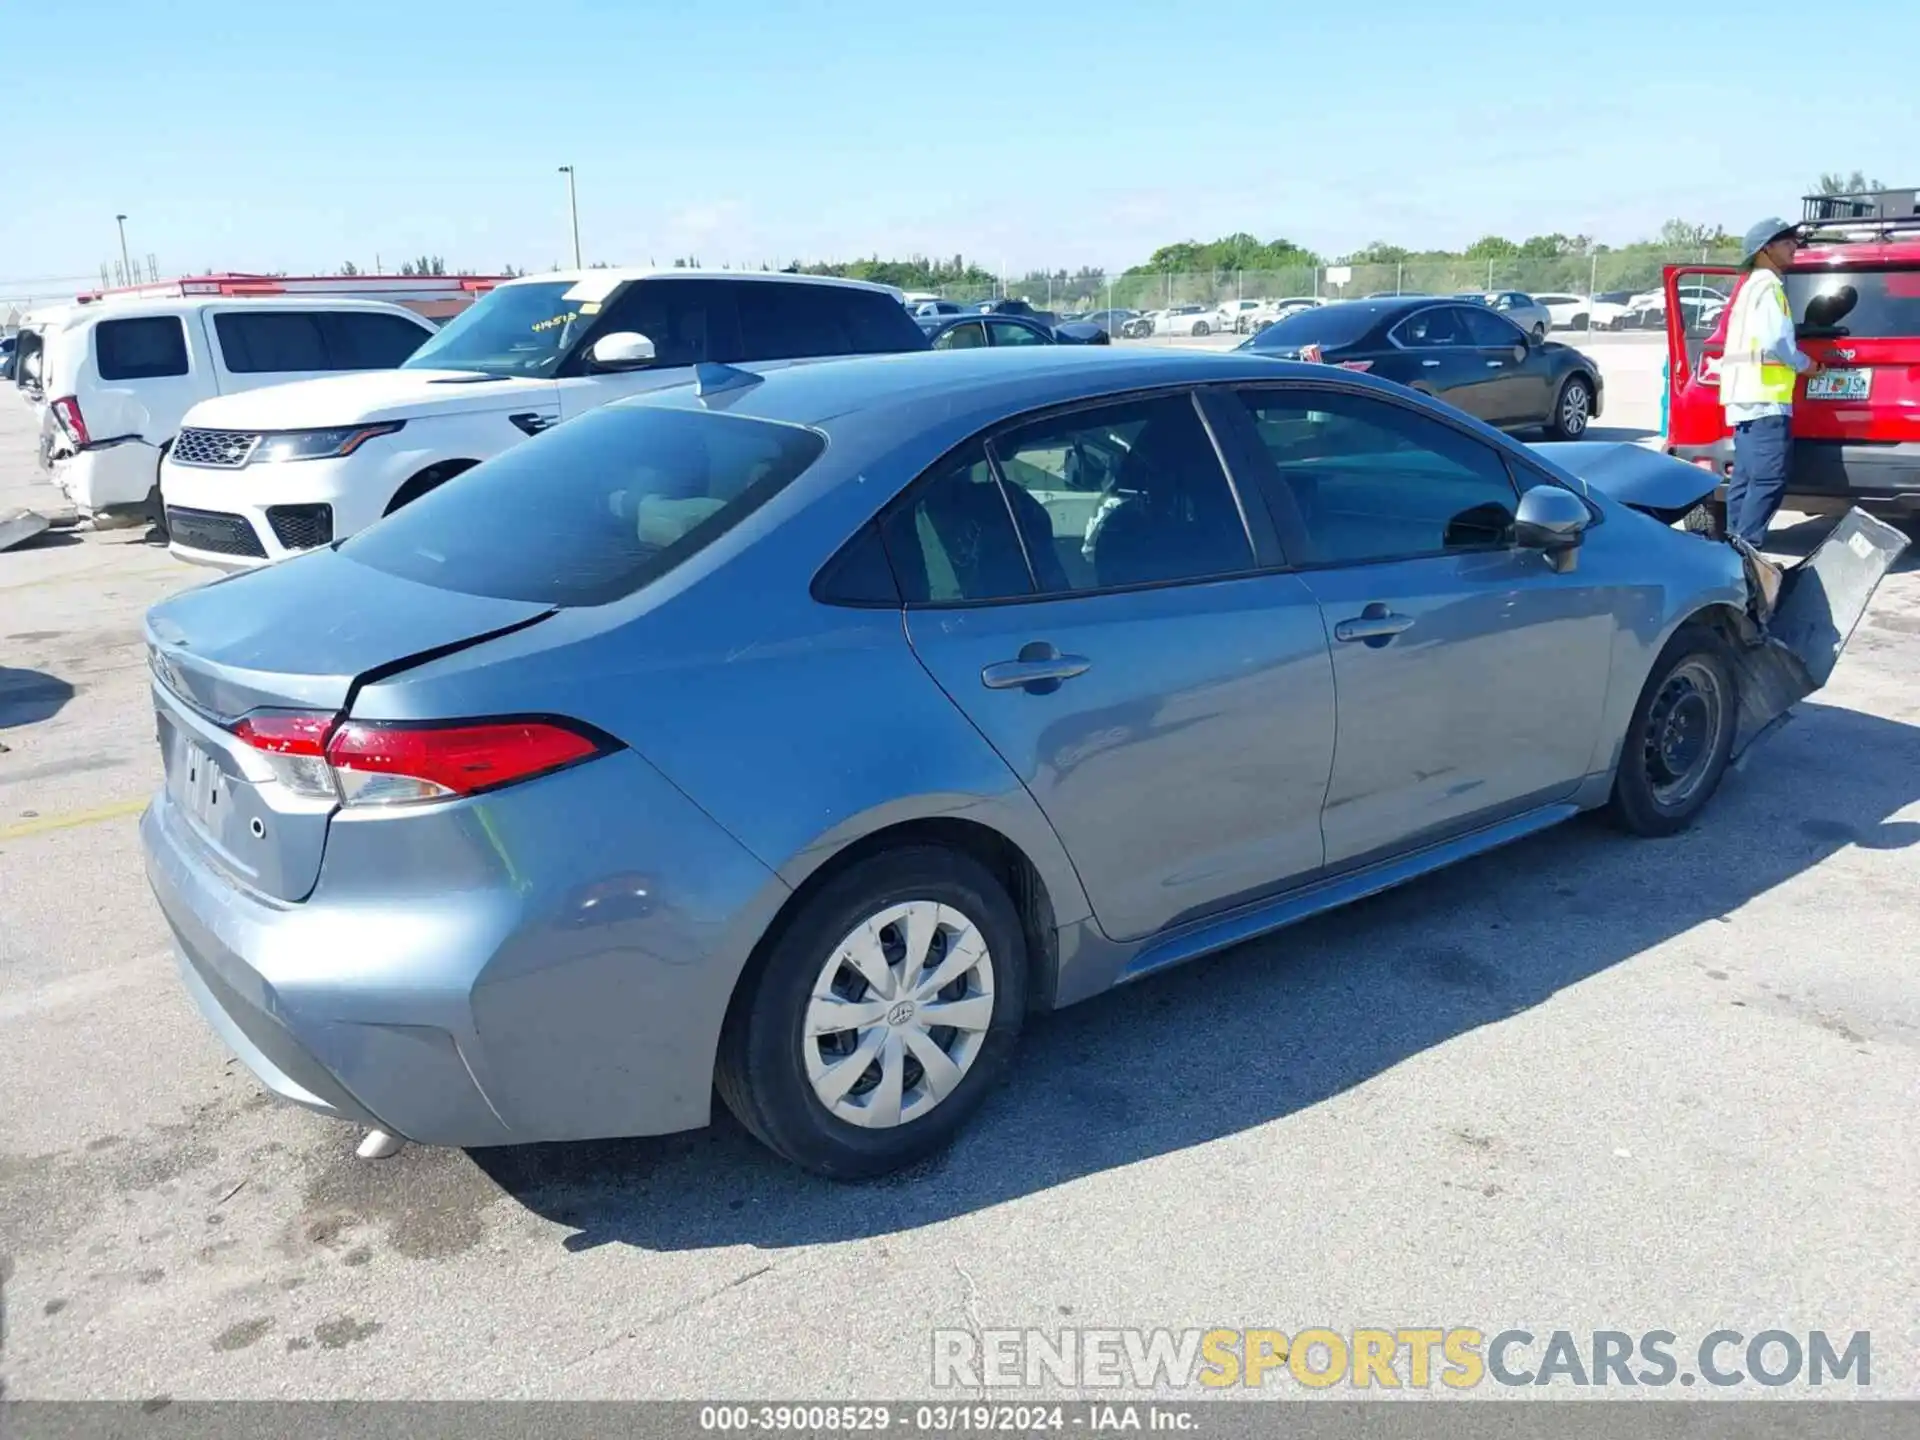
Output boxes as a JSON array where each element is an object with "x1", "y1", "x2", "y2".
[
  {"x1": 158, "y1": 269, "x2": 923, "y2": 567},
  {"x1": 34, "y1": 296, "x2": 436, "y2": 528}
]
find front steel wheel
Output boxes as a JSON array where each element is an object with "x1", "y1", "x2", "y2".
[
  {"x1": 1607, "y1": 625, "x2": 1739, "y2": 836},
  {"x1": 803, "y1": 902, "x2": 995, "y2": 1130}
]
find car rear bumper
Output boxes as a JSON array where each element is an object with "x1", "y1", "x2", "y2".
[
  {"x1": 48, "y1": 438, "x2": 160, "y2": 520},
  {"x1": 140, "y1": 747, "x2": 788, "y2": 1147},
  {"x1": 1667, "y1": 439, "x2": 1920, "y2": 514}
]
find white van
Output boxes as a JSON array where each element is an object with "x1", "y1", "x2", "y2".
[{"x1": 37, "y1": 296, "x2": 436, "y2": 527}]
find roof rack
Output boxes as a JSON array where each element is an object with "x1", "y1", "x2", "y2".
[{"x1": 1799, "y1": 188, "x2": 1920, "y2": 242}]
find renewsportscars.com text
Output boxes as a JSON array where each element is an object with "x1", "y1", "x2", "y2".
[{"x1": 931, "y1": 1327, "x2": 1871, "y2": 1390}]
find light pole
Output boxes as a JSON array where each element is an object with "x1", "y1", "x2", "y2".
[
  {"x1": 114, "y1": 214, "x2": 132, "y2": 285},
  {"x1": 557, "y1": 166, "x2": 581, "y2": 268}
]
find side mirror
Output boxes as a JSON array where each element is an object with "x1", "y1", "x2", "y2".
[
  {"x1": 587, "y1": 331, "x2": 656, "y2": 371},
  {"x1": 1514, "y1": 484, "x2": 1591, "y2": 573}
]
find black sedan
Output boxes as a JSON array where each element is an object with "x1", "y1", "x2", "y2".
[
  {"x1": 1241, "y1": 298, "x2": 1602, "y2": 440},
  {"x1": 918, "y1": 313, "x2": 1110, "y2": 349}
]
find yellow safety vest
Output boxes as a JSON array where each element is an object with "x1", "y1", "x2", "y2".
[{"x1": 1719, "y1": 271, "x2": 1796, "y2": 407}]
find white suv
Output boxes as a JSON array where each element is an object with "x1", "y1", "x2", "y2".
[
  {"x1": 159, "y1": 269, "x2": 921, "y2": 567},
  {"x1": 34, "y1": 297, "x2": 435, "y2": 528}
]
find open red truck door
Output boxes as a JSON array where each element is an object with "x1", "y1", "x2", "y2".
[{"x1": 1663, "y1": 264, "x2": 1741, "y2": 470}]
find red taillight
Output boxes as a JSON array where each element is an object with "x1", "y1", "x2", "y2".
[
  {"x1": 50, "y1": 396, "x2": 90, "y2": 447},
  {"x1": 232, "y1": 711, "x2": 607, "y2": 806},
  {"x1": 1336, "y1": 359, "x2": 1374, "y2": 372}
]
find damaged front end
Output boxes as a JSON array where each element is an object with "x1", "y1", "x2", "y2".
[
  {"x1": 1722, "y1": 509, "x2": 1909, "y2": 758},
  {"x1": 1531, "y1": 440, "x2": 1910, "y2": 757}
]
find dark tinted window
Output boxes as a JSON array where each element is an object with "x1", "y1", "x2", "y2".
[
  {"x1": 214, "y1": 312, "x2": 329, "y2": 373},
  {"x1": 735, "y1": 282, "x2": 929, "y2": 360},
  {"x1": 1392, "y1": 307, "x2": 1471, "y2": 347},
  {"x1": 1787, "y1": 267, "x2": 1920, "y2": 338},
  {"x1": 594, "y1": 279, "x2": 743, "y2": 367},
  {"x1": 987, "y1": 319, "x2": 1050, "y2": 347},
  {"x1": 993, "y1": 395, "x2": 1253, "y2": 592},
  {"x1": 342, "y1": 407, "x2": 824, "y2": 607},
  {"x1": 814, "y1": 522, "x2": 901, "y2": 606},
  {"x1": 880, "y1": 444, "x2": 1035, "y2": 604},
  {"x1": 1244, "y1": 303, "x2": 1381, "y2": 350},
  {"x1": 326, "y1": 312, "x2": 430, "y2": 368},
  {"x1": 94, "y1": 317, "x2": 188, "y2": 380},
  {"x1": 1234, "y1": 388, "x2": 1517, "y2": 565},
  {"x1": 1461, "y1": 306, "x2": 1525, "y2": 347}
]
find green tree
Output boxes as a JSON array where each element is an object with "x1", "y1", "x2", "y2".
[
  {"x1": 1816, "y1": 170, "x2": 1884, "y2": 196},
  {"x1": 339, "y1": 260, "x2": 360, "y2": 276}
]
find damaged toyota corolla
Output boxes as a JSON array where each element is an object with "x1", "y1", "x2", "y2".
[{"x1": 138, "y1": 349, "x2": 1907, "y2": 1178}]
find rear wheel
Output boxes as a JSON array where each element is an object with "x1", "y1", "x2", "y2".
[
  {"x1": 1547, "y1": 374, "x2": 1593, "y2": 440},
  {"x1": 1192, "y1": 321, "x2": 1210, "y2": 336},
  {"x1": 1606, "y1": 624, "x2": 1739, "y2": 836},
  {"x1": 715, "y1": 846, "x2": 1028, "y2": 1179}
]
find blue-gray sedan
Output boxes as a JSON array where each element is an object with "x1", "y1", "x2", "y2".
[{"x1": 139, "y1": 347, "x2": 1903, "y2": 1177}]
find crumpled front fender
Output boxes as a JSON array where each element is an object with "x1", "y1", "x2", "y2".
[{"x1": 1728, "y1": 508, "x2": 1909, "y2": 757}]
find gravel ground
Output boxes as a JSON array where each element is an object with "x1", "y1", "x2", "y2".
[{"x1": 2, "y1": 343, "x2": 1916, "y2": 1402}]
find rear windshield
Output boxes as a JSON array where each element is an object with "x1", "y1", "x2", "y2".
[
  {"x1": 1788, "y1": 267, "x2": 1920, "y2": 339},
  {"x1": 1243, "y1": 303, "x2": 1381, "y2": 351},
  {"x1": 341, "y1": 405, "x2": 826, "y2": 606}
]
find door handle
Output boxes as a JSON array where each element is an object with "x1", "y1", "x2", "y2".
[
  {"x1": 981, "y1": 642, "x2": 1091, "y2": 692},
  {"x1": 1333, "y1": 606, "x2": 1416, "y2": 645},
  {"x1": 1421, "y1": 359, "x2": 1442, "y2": 368},
  {"x1": 1485, "y1": 360, "x2": 1505, "y2": 368}
]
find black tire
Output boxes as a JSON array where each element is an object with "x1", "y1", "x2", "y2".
[
  {"x1": 715, "y1": 846, "x2": 1028, "y2": 1180},
  {"x1": 1606, "y1": 623, "x2": 1740, "y2": 837},
  {"x1": 1547, "y1": 374, "x2": 1594, "y2": 440},
  {"x1": 1193, "y1": 321, "x2": 1210, "y2": 337},
  {"x1": 1532, "y1": 322, "x2": 1548, "y2": 341},
  {"x1": 1572, "y1": 314, "x2": 1590, "y2": 331}
]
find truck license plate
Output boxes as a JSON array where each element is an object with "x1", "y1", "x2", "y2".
[{"x1": 1807, "y1": 369, "x2": 1871, "y2": 400}]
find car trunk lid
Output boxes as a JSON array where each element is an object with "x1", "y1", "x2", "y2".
[{"x1": 146, "y1": 550, "x2": 554, "y2": 901}]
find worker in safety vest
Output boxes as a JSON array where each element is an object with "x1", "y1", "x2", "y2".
[{"x1": 1719, "y1": 217, "x2": 1823, "y2": 548}]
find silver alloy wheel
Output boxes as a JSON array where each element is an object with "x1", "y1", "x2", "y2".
[
  {"x1": 1644, "y1": 657, "x2": 1725, "y2": 808},
  {"x1": 803, "y1": 901, "x2": 995, "y2": 1129},
  {"x1": 1559, "y1": 379, "x2": 1590, "y2": 435}
]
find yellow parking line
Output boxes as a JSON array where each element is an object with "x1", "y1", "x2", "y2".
[{"x1": 0, "y1": 796, "x2": 149, "y2": 842}]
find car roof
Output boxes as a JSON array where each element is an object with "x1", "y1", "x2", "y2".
[
  {"x1": 1794, "y1": 239, "x2": 1920, "y2": 268},
  {"x1": 630, "y1": 347, "x2": 1311, "y2": 436},
  {"x1": 494, "y1": 268, "x2": 903, "y2": 297},
  {"x1": 55, "y1": 294, "x2": 429, "y2": 327}
]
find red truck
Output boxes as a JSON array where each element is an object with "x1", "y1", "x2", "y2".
[{"x1": 1664, "y1": 188, "x2": 1920, "y2": 535}]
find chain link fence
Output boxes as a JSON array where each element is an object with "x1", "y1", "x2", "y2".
[{"x1": 921, "y1": 251, "x2": 1744, "y2": 324}]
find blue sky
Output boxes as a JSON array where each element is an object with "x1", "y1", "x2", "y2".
[{"x1": 4, "y1": 0, "x2": 1914, "y2": 289}]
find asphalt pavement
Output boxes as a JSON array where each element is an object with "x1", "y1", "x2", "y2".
[{"x1": 1, "y1": 345, "x2": 1916, "y2": 1401}]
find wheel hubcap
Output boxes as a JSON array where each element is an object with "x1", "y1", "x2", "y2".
[
  {"x1": 1643, "y1": 658, "x2": 1724, "y2": 807},
  {"x1": 803, "y1": 901, "x2": 994, "y2": 1129},
  {"x1": 1562, "y1": 384, "x2": 1589, "y2": 432}
]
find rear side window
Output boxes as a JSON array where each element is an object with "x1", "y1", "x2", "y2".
[
  {"x1": 95, "y1": 317, "x2": 188, "y2": 380},
  {"x1": 341, "y1": 406, "x2": 825, "y2": 607},
  {"x1": 214, "y1": 312, "x2": 330, "y2": 373},
  {"x1": 736, "y1": 283, "x2": 930, "y2": 360},
  {"x1": 1788, "y1": 268, "x2": 1920, "y2": 339},
  {"x1": 325, "y1": 312, "x2": 430, "y2": 368},
  {"x1": 880, "y1": 443, "x2": 1035, "y2": 604}
]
